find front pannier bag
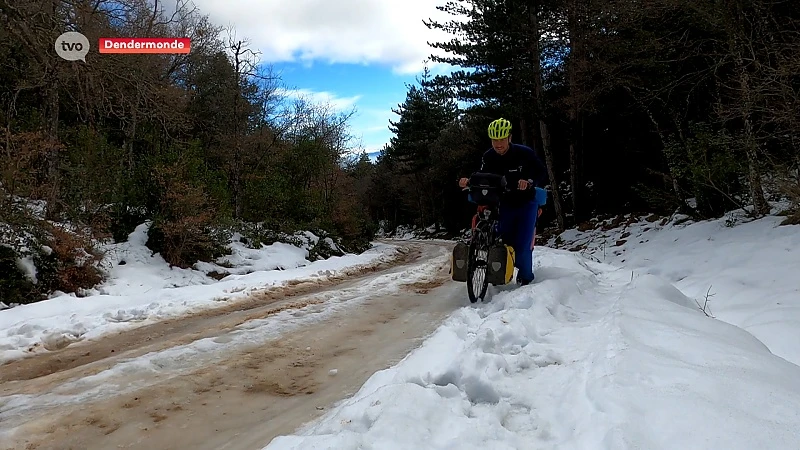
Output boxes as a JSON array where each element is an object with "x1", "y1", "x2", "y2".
[
  {"x1": 486, "y1": 244, "x2": 515, "y2": 285},
  {"x1": 451, "y1": 241, "x2": 469, "y2": 282}
]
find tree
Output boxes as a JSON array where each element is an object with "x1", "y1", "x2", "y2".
[
  {"x1": 384, "y1": 67, "x2": 459, "y2": 227},
  {"x1": 425, "y1": 0, "x2": 567, "y2": 229}
]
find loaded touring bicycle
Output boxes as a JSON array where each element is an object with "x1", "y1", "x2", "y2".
[{"x1": 451, "y1": 172, "x2": 547, "y2": 303}]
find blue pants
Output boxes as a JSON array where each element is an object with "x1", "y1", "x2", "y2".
[{"x1": 499, "y1": 201, "x2": 538, "y2": 283}]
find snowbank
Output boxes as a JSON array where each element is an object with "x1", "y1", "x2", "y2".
[
  {"x1": 551, "y1": 211, "x2": 800, "y2": 366},
  {"x1": 0, "y1": 223, "x2": 400, "y2": 364},
  {"x1": 265, "y1": 249, "x2": 800, "y2": 449}
]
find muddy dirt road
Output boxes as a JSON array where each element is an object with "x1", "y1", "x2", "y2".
[{"x1": 0, "y1": 241, "x2": 466, "y2": 450}]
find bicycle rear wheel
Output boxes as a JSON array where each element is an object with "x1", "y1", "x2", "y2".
[{"x1": 467, "y1": 227, "x2": 490, "y2": 303}]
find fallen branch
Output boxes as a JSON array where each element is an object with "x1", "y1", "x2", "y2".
[{"x1": 694, "y1": 285, "x2": 715, "y2": 318}]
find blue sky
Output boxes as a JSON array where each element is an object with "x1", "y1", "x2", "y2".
[
  {"x1": 185, "y1": 0, "x2": 457, "y2": 157},
  {"x1": 271, "y1": 61, "x2": 419, "y2": 155}
]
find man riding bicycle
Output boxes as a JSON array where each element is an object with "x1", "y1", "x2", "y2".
[{"x1": 458, "y1": 118, "x2": 548, "y2": 286}]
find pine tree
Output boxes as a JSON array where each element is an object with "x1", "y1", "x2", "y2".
[
  {"x1": 387, "y1": 67, "x2": 459, "y2": 174},
  {"x1": 424, "y1": 0, "x2": 567, "y2": 229},
  {"x1": 380, "y1": 68, "x2": 459, "y2": 227}
]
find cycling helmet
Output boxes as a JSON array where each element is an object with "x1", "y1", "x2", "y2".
[{"x1": 487, "y1": 118, "x2": 512, "y2": 140}]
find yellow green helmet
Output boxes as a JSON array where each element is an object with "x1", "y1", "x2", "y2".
[{"x1": 488, "y1": 118, "x2": 512, "y2": 140}]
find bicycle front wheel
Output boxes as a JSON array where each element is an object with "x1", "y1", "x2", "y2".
[{"x1": 467, "y1": 227, "x2": 490, "y2": 303}]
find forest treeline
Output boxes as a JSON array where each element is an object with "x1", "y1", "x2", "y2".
[
  {"x1": 1, "y1": 0, "x2": 799, "y2": 304},
  {"x1": 377, "y1": 0, "x2": 800, "y2": 233}
]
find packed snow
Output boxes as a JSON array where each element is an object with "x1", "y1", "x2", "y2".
[
  {"x1": 0, "y1": 223, "x2": 401, "y2": 364},
  {"x1": 265, "y1": 211, "x2": 800, "y2": 449}
]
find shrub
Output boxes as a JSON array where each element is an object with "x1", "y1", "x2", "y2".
[
  {"x1": 0, "y1": 245, "x2": 38, "y2": 305},
  {"x1": 0, "y1": 201, "x2": 104, "y2": 304},
  {"x1": 145, "y1": 143, "x2": 232, "y2": 268}
]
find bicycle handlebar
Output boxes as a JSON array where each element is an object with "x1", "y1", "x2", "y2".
[{"x1": 461, "y1": 177, "x2": 535, "y2": 192}]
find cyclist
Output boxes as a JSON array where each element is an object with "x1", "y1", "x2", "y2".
[{"x1": 458, "y1": 118, "x2": 548, "y2": 285}]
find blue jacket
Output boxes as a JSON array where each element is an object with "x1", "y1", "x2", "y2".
[{"x1": 479, "y1": 143, "x2": 548, "y2": 207}]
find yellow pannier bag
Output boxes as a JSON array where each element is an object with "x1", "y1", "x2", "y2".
[{"x1": 486, "y1": 244, "x2": 515, "y2": 285}]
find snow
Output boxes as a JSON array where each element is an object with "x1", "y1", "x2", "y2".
[
  {"x1": 393, "y1": 225, "x2": 417, "y2": 240},
  {"x1": 379, "y1": 223, "x2": 452, "y2": 240},
  {"x1": 265, "y1": 212, "x2": 800, "y2": 449},
  {"x1": 0, "y1": 223, "x2": 401, "y2": 364},
  {"x1": 547, "y1": 209, "x2": 800, "y2": 367},
  {"x1": 3, "y1": 207, "x2": 800, "y2": 449},
  {"x1": 0, "y1": 253, "x2": 449, "y2": 436},
  {"x1": 15, "y1": 255, "x2": 37, "y2": 283}
]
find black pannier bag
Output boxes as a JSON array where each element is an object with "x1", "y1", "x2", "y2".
[
  {"x1": 451, "y1": 241, "x2": 469, "y2": 282},
  {"x1": 468, "y1": 172, "x2": 507, "y2": 206}
]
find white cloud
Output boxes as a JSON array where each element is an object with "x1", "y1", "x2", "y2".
[
  {"x1": 277, "y1": 88, "x2": 362, "y2": 111},
  {"x1": 189, "y1": 0, "x2": 455, "y2": 74}
]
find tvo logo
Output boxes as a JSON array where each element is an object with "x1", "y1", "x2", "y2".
[{"x1": 55, "y1": 32, "x2": 90, "y2": 62}]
